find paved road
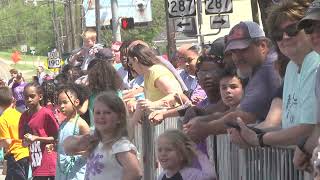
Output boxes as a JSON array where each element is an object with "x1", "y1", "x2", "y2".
[{"x1": 0, "y1": 163, "x2": 5, "y2": 180}]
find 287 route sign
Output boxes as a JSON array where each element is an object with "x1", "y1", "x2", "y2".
[
  {"x1": 205, "y1": 0, "x2": 233, "y2": 15},
  {"x1": 167, "y1": 0, "x2": 196, "y2": 18}
]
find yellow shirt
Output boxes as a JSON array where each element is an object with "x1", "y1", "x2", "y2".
[
  {"x1": 0, "y1": 107, "x2": 29, "y2": 161},
  {"x1": 144, "y1": 64, "x2": 182, "y2": 102}
]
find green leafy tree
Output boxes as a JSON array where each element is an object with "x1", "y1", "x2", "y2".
[{"x1": 0, "y1": 1, "x2": 64, "y2": 55}]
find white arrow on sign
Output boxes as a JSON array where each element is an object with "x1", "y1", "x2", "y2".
[
  {"x1": 174, "y1": 17, "x2": 195, "y2": 32},
  {"x1": 210, "y1": 15, "x2": 230, "y2": 29}
]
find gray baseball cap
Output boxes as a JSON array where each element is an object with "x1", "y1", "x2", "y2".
[
  {"x1": 298, "y1": 0, "x2": 320, "y2": 29},
  {"x1": 225, "y1": 21, "x2": 265, "y2": 52}
]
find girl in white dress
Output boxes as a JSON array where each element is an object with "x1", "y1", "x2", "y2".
[{"x1": 63, "y1": 91, "x2": 143, "y2": 180}]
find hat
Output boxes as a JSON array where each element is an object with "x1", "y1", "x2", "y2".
[
  {"x1": 209, "y1": 37, "x2": 225, "y2": 58},
  {"x1": 225, "y1": 21, "x2": 265, "y2": 52},
  {"x1": 95, "y1": 48, "x2": 113, "y2": 60},
  {"x1": 298, "y1": 0, "x2": 320, "y2": 29}
]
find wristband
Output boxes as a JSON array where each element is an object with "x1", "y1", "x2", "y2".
[
  {"x1": 297, "y1": 137, "x2": 310, "y2": 156},
  {"x1": 257, "y1": 132, "x2": 269, "y2": 147}
]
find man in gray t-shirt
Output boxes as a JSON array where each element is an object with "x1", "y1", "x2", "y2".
[{"x1": 183, "y1": 21, "x2": 281, "y2": 141}]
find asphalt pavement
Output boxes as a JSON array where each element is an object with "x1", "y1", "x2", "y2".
[{"x1": 0, "y1": 163, "x2": 5, "y2": 180}]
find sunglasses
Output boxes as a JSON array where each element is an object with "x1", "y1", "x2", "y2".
[
  {"x1": 304, "y1": 22, "x2": 320, "y2": 34},
  {"x1": 272, "y1": 23, "x2": 300, "y2": 41}
]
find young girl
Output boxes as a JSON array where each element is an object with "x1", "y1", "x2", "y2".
[
  {"x1": 63, "y1": 91, "x2": 142, "y2": 180},
  {"x1": 157, "y1": 129, "x2": 216, "y2": 180},
  {"x1": 19, "y1": 83, "x2": 59, "y2": 180},
  {"x1": 42, "y1": 79, "x2": 65, "y2": 124},
  {"x1": 56, "y1": 83, "x2": 90, "y2": 180}
]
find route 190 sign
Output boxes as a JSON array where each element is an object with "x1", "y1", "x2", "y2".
[
  {"x1": 47, "y1": 51, "x2": 61, "y2": 69},
  {"x1": 167, "y1": 0, "x2": 196, "y2": 18}
]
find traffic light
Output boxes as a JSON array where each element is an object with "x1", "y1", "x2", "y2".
[{"x1": 121, "y1": 18, "x2": 134, "y2": 30}]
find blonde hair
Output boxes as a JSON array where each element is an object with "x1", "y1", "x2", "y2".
[
  {"x1": 94, "y1": 91, "x2": 128, "y2": 139},
  {"x1": 157, "y1": 129, "x2": 196, "y2": 167},
  {"x1": 82, "y1": 30, "x2": 97, "y2": 40}
]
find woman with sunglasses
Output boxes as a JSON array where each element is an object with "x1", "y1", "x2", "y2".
[{"x1": 228, "y1": 0, "x2": 320, "y2": 151}]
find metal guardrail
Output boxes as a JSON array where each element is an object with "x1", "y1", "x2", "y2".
[
  {"x1": 133, "y1": 116, "x2": 313, "y2": 180},
  {"x1": 215, "y1": 135, "x2": 313, "y2": 180}
]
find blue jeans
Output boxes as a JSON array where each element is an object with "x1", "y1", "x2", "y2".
[{"x1": 5, "y1": 154, "x2": 29, "y2": 180}]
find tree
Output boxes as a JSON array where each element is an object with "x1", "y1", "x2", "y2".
[{"x1": 0, "y1": 1, "x2": 64, "y2": 55}]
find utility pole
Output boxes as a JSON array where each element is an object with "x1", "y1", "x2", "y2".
[
  {"x1": 164, "y1": 0, "x2": 176, "y2": 62},
  {"x1": 64, "y1": 1, "x2": 72, "y2": 52},
  {"x1": 68, "y1": 0, "x2": 75, "y2": 49},
  {"x1": 196, "y1": 0, "x2": 204, "y2": 47},
  {"x1": 74, "y1": 0, "x2": 82, "y2": 48},
  {"x1": 111, "y1": 0, "x2": 121, "y2": 42},
  {"x1": 95, "y1": 0, "x2": 101, "y2": 43},
  {"x1": 52, "y1": 0, "x2": 62, "y2": 55}
]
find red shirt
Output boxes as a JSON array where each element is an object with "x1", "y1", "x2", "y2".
[
  {"x1": 45, "y1": 104, "x2": 66, "y2": 124},
  {"x1": 19, "y1": 107, "x2": 59, "y2": 176}
]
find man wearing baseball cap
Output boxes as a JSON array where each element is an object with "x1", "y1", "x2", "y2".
[
  {"x1": 293, "y1": 0, "x2": 320, "y2": 173},
  {"x1": 298, "y1": 0, "x2": 320, "y2": 53},
  {"x1": 184, "y1": 21, "x2": 281, "y2": 141}
]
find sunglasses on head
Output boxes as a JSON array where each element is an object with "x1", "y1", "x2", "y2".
[
  {"x1": 272, "y1": 23, "x2": 300, "y2": 41},
  {"x1": 304, "y1": 21, "x2": 320, "y2": 34}
]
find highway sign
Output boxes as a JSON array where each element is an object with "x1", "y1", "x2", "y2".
[
  {"x1": 205, "y1": 0, "x2": 233, "y2": 14},
  {"x1": 174, "y1": 17, "x2": 195, "y2": 32},
  {"x1": 167, "y1": 0, "x2": 196, "y2": 18},
  {"x1": 210, "y1": 15, "x2": 230, "y2": 29},
  {"x1": 20, "y1": 45, "x2": 27, "y2": 53},
  {"x1": 47, "y1": 50, "x2": 61, "y2": 69}
]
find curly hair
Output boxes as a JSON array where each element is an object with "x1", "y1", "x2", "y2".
[
  {"x1": 88, "y1": 59, "x2": 122, "y2": 94},
  {"x1": 57, "y1": 83, "x2": 89, "y2": 107},
  {"x1": 41, "y1": 79, "x2": 58, "y2": 106},
  {"x1": 196, "y1": 55, "x2": 225, "y2": 75}
]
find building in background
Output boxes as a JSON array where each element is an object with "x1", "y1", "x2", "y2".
[{"x1": 83, "y1": 0, "x2": 152, "y2": 27}]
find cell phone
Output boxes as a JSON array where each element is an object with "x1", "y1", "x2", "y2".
[{"x1": 224, "y1": 122, "x2": 241, "y2": 131}]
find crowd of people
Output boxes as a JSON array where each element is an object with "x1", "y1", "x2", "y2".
[{"x1": 0, "y1": 0, "x2": 320, "y2": 179}]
